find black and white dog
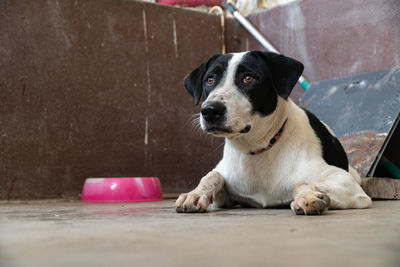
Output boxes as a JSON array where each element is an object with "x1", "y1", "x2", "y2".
[{"x1": 175, "y1": 51, "x2": 371, "y2": 215}]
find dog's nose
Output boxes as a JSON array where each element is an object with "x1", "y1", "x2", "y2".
[{"x1": 201, "y1": 102, "x2": 226, "y2": 123}]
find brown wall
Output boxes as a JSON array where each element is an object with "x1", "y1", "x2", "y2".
[{"x1": 0, "y1": 0, "x2": 245, "y2": 199}]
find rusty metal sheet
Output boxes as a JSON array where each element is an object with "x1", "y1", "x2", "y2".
[
  {"x1": 300, "y1": 67, "x2": 400, "y2": 177},
  {"x1": 339, "y1": 132, "x2": 387, "y2": 177}
]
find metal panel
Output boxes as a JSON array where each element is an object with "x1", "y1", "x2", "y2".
[
  {"x1": 300, "y1": 68, "x2": 400, "y2": 177},
  {"x1": 245, "y1": 0, "x2": 400, "y2": 102}
]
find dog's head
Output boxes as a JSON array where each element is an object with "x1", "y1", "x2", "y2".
[{"x1": 184, "y1": 51, "x2": 304, "y2": 137}]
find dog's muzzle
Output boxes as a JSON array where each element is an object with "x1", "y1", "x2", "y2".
[{"x1": 201, "y1": 101, "x2": 251, "y2": 134}]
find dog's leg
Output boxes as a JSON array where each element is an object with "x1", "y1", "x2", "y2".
[
  {"x1": 175, "y1": 170, "x2": 225, "y2": 213},
  {"x1": 291, "y1": 167, "x2": 372, "y2": 215}
]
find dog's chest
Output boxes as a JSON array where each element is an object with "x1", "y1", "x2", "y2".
[{"x1": 216, "y1": 145, "x2": 297, "y2": 207}]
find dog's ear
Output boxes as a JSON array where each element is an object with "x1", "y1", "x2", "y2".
[
  {"x1": 261, "y1": 51, "x2": 304, "y2": 99},
  {"x1": 184, "y1": 54, "x2": 221, "y2": 105}
]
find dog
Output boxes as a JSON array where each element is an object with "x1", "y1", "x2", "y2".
[{"x1": 175, "y1": 51, "x2": 372, "y2": 215}]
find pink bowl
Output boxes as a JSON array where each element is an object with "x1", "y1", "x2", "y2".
[{"x1": 82, "y1": 177, "x2": 163, "y2": 203}]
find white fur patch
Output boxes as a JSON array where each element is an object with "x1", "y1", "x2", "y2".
[{"x1": 200, "y1": 52, "x2": 252, "y2": 133}]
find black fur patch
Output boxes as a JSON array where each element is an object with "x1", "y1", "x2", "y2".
[
  {"x1": 234, "y1": 51, "x2": 304, "y2": 116},
  {"x1": 202, "y1": 54, "x2": 232, "y2": 100},
  {"x1": 234, "y1": 54, "x2": 277, "y2": 116},
  {"x1": 184, "y1": 54, "x2": 233, "y2": 105},
  {"x1": 303, "y1": 109, "x2": 349, "y2": 171}
]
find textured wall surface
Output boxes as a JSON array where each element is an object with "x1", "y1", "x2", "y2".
[{"x1": 0, "y1": 0, "x2": 245, "y2": 199}]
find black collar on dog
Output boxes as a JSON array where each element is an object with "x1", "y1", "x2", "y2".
[{"x1": 249, "y1": 119, "x2": 288, "y2": 156}]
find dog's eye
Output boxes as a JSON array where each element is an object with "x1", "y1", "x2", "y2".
[
  {"x1": 206, "y1": 77, "x2": 215, "y2": 85},
  {"x1": 243, "y1": 76, "x2": 254, "y2": 84}
]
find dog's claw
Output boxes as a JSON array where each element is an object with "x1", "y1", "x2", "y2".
[
  {"x1": 317, "y1": 194, "x2": 331, "y2": 207},
  {"x1": 291, "y1": 193, "x2": 330, "y2": 216},
  {"x1": 292, "y1": 203, "x2": 305, "y2": 215},
  {"x1": 175, "y1": 192, "x2": 211, "y2": 213}
]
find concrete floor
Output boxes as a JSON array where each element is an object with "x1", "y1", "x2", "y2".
[{"x1": 1, "y1": 200, "x2": 400, "y2": 267}]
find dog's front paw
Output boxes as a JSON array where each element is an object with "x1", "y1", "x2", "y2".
[
  {"x1": 290, "y1": 192, "x2": 330, "y2": 215},
  {"x1": 174, "y1": 191, "x2": 212, "y2": 213}
]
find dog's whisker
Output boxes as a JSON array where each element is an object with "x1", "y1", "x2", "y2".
[
  {"x1": 184, "y1": 114, "x2": 201, "y2": 134},
  {"x1": 187, "y1": 114, "x2": 206, "y2": 137},
  {"x1": 212, "y1": 141, "x2": 225, "y2": 153}
]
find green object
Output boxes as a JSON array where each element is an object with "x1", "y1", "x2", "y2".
[
  {"x1": 381, "y1": 156, "x2": 400, "y2": 179},
  {"x1": 301, "y1": 79, "x2": 310, "y2": 91}
]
